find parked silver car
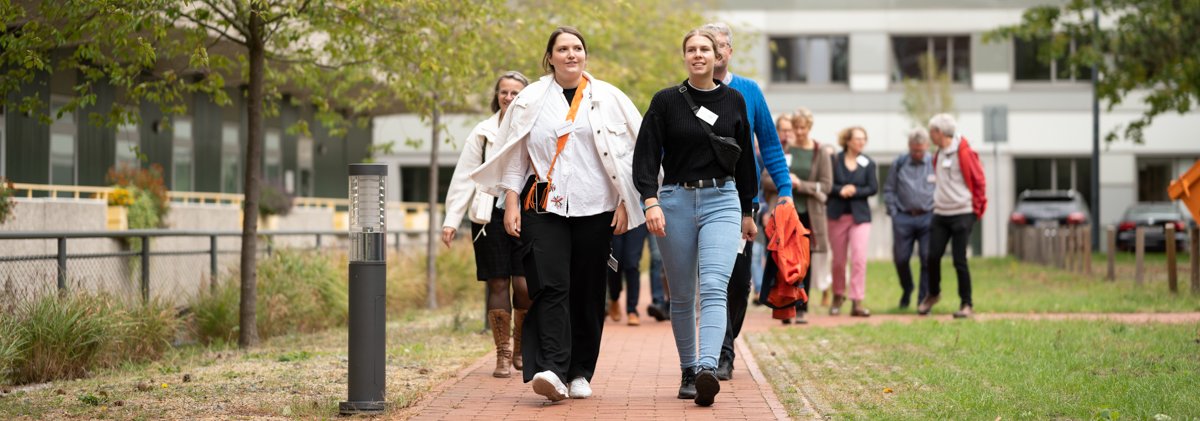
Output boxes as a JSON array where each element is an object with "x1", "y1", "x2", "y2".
[{"x1": 1115, "y1": 202, "x2": 1192, "y2": 252}]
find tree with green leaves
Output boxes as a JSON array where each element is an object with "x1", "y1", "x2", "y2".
[
  {"x1": 986, "y1": 0, "x2": 1200, "y2": 143},
  {"x1": 3, "y1": 0, "x2": 399, "y2": 348}
]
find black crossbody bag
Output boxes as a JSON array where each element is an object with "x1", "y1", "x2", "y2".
[{"x1": 677, "y1": 83, "x2": 741, "y2": 174}]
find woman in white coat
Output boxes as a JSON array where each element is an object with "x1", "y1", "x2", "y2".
[
  {"x1": 471, "y1": 26, "x2": 644, "y2": 403},
  {"x1": 442, "y1": 71, "x2": 530, "y2": 379}
]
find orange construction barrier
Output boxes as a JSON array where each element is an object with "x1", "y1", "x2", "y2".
[{"x1": 1168, "y1": 159, "x2": 1200, "y2": 225}]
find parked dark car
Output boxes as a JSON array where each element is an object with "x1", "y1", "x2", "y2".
[
  {"x1": 1009, "y1": 189, "x2": 1090, "y2": 228},
  {"x1": 1115, "y1": 202, "x2": 1192, "y2": 252}
]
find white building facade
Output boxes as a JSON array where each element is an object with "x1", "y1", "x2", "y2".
[{"x1": 373, "y1": 0, "x2": 1200, "y2": 256}]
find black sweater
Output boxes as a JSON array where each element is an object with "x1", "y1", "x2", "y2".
[
  {"x1": 827, "y1": 151, "x2": 878, "y2": 223},
  {"x1": 633, "y1": 80, "x2": 757, "y2": 213}
]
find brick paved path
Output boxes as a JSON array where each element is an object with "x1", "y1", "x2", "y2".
[{"x1": 405, "y1": 281, "x2": 792, "y2": 421}]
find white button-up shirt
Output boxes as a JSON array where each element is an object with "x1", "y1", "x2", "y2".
[{"x1": 522, "y1": 79, "x2": 618, "y2": 217}]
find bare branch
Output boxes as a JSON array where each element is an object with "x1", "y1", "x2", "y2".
[
  {"x1": 177, "y1": 10, "x2": 248, "y2": 46},
  {"x1": 198, "y1": 0, "x2": 249, "y2": 37}
]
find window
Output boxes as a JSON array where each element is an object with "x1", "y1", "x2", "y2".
[
  {"x1": 50, "y1": 100, "x2": 77, "y2": 185},
  {"x1": 172, "y1": 118, "x2": 193, "y2": 191},
  {"x1": 769, "y1": 36, "x2": 849, "y2": 84},
  {"x1": 221, "y1": 123, "x2": 240, "y2": 193},
  {"x1": 1013, "y1": 157, "x2": 1092, "y2": 207},
  {"x1": 115, "y1": 122, "x2": 139, "y2": 168},
  {"x1": 264, "y1": 128, "x2": 282, "y2": 183},
  {"x1": 297, "y1": 136, "x2": 313, "y2": 197},
  {"x1": 891, "y1": 35, "x2": 971, "y2": 83},
  {"x1": 1013, "y1": 37, "x2": 1093, "y2": 82},
  {"x1": 400, "y1": 166, "x2": 454, "y2": 203}
]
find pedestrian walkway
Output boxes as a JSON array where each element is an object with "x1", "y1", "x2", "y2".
[{"x1": 404, "y1": 283, "x2": 792, "y2": 420}]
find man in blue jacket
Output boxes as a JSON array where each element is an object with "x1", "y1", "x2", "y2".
[{"x1": 702, "y1": 22, "x2": 795, "y2": 381}]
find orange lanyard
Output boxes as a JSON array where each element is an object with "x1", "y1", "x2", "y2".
[{"x1": 525, "y1": 77, "x2": 589, "y2": 211}]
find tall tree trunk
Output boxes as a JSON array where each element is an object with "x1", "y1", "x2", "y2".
[
  {"x1": 426, "y1": 97, "x2": 440, "y2": 310},
  {"x1": 238, "y1": 4, "x2": 265, "y2": 348}
]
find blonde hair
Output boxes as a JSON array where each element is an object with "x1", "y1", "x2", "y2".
[
  {"x1": 681, "y1": 29, "x2": 725, "y2": 61},
  {"x1": 792, "y1": 107, "x2": 814, "y2": 129},
  {"x1": 775, "y1": 113, "x2": 794, "y2": 129},
  {"x1": 838, "y1": 126, "x2": 867, "y2": 149}
]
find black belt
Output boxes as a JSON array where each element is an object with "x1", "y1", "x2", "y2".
[
  {"x1": 905, "y1": 209, "x2": 929, "y2": 216},
  {"x1": 678, "y1": 176, "x2": 734, "y2": 189}
]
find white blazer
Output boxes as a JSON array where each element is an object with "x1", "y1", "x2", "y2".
[
  {"x1": 471, "y1": 72, "x2": 646, "y2": 230},
  {"x1": 443, "y1": 111, "x2": 501, "y2": 228}
]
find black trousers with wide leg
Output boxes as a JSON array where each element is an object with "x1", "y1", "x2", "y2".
[{"x1": 519, "y1": 206, "x2": 615, "y2": 384}]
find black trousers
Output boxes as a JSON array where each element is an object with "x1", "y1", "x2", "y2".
[
  {"x1": 927, "y1": 213, "x2": 975, "y2": 307},
  {"x1": 519, "y1": 209, "x2": 614, "y2": 384},
  {"x1": 793, "y1": 211, "x2": 814, "y2": 313},
  {"x1": 720, "y1": 240, "x2": 752, "y2": 361}
]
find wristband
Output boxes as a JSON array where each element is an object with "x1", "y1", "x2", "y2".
[{"x1": 643, "y1": 203, "x2": 661, "y2": 213}]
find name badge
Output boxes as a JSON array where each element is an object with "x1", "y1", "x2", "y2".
[
  {"x1": 942, "y1": 158, "x2": 953, "y2": 168},
  {"x1": 855, "y1": 155, "x2": 869, "y2": 168},
  {"x1": 927, "y1": 174, "x2": 937, "y2": 183},
  {"x1": 784, "y1": 154, "x2": 793, "y2": 167},
  {"x1": 696, "y1": 106, "x2": 719, "y2": 126},
  {"x1": 607, "y1": 254, "x2": 619, "y2": 272},
  {"x1": 555, "y1": 120, "x2": 574, "y2": 138}
]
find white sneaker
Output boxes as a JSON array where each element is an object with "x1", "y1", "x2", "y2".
[
  {"x1": 531, "y1": 371, "x2": 568, "y2": 402},
  {"x1": 568, "y1": 377, "x2": 592, "y2": 399}
]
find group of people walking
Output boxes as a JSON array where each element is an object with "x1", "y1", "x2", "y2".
[{"x1": 441, "y1": 23, "x2": 986, "y2": 408}]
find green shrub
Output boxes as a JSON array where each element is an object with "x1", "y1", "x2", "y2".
[
  {"x1": 127, "y1": 188, "x2": 161, "y2": 230},
  {"x1": 257, "y1": 182, "x2": 293, "y2": 217},
  {"x1": 0, "y1": 294, "x2": 176, "y2": 385},
  {"x1": 191, "y1": 250, "x2": 347, "y2": 344},
  {"x1": 386, "y1": 243, "x2": 481, "y2": 313},
  {"x1": 0, "y1": 177, "x2": 16, "y2": 224}
]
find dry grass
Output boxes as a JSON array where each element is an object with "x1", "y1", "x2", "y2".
[{"x1": 0, "y1": 307, "x2": 489, "y2": 419}]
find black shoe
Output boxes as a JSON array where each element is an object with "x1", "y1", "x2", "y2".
[
  {"x1": 715, "y1": 356, "x2": 733, "y2": 381},
  {"x1": 694, "y1": 367, "x2": 720, "y2": 407},
  {"x1": 677, "y1": 367, "x2": 697, "y2": 399},
  {"x1": 899, "y1": 290, "x2": 912, "y2": 309},
  {"x1": 647, "y1": 304, "x2": 667, "y2": 322}
]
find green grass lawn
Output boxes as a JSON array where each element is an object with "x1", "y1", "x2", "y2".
[
  {"x1": 851, "y1": 257, "x2": 1200, "y2": 315},
  {"x1": 749, "y1": 319, "x2": 1200, "y2": 420}
]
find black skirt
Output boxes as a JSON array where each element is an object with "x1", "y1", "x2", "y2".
[{"x1": 470, "y1": 207, "x2": 525, "y2": 280}]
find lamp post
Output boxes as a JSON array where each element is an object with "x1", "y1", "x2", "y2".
[{"x1": 340, "y1": 163, "x2": 387, "y2": 415}]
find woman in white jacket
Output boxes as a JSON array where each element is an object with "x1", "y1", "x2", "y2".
[
  {"x1": 442, "y1": 71, "x2": 530, "y2": 379},
  {"x1": 471, "y1": 26, "x2": 644, "y2": 403}
]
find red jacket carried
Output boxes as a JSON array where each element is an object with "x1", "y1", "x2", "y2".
[
  {"x1": 934, "y1": 136, "x2": 988, "y2": 219},
  {"x1": 763, "y1": 201, "x2": 811, "y2": 320}
]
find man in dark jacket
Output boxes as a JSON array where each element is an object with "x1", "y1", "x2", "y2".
[{"x1": 883, "y1": 128, "x2": 935, "y2": 310}]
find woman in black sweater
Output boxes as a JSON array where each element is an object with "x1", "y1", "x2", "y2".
[
  {"x1": 826, "y1": 126, "x2": 877, "y2": 317},
  {"x1": 632, "y1": 28, "x2": 757, "y2": 407}
]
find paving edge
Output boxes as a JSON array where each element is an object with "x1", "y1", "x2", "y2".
[
  {"x1": 392, "y1": 350, "x2": 494, "y2": 420},
  {"x1": 735, "y1": 336, "x2": 801, "y2": 420}
]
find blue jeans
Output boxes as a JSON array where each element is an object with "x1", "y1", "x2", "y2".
[
  {"x1": 892, "y1": 212, "x2": 932, "y2": 306},
  {"x1": 609, "y1": 225, "x2": 649, "y2": 314},
  {"x1": 657, "y1": 181, "x2": 741, "y2": 370}
]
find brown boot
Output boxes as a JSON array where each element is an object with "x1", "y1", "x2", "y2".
[
  {"x1": 487, "y1": 309, "x2": 512, "y2": 378},
  {"x1": 850, "y1": 300, "x2": 871, "y2": 317},
  {"x1": 829, "y1": 294, "x2": 845, "y2": 316},
  {"x1": 512, "y1": 309, "x2": 527, "y2": 370},
  {"x1": 820, "y1": 290, "x2": 831, "y2": 307}
]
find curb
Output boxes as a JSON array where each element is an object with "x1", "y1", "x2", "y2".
[{"x1": 735, "y1": 336, "x2": 800, "y2": 420}]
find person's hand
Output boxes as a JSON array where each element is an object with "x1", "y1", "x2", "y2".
[
  {"x1": 441, "y1": 227, "x2": 456, "y2": 248},
  {"x1": 741, "y1": 216, "x2": 757, "y2": 241},
  {"x1": 840, "y1": 184, "x2": 856, "y2": 198},
  {"x1": 504, "y1": 191, "x2": 521, "y2": 238},
  {"x1": 812, "y1": 190, "x2": 827, "y2": 203},
  {"x1": 611, "y1": 203, "x2": 629, "y2": 235},
  {"x1": 645, "y1": 199, "x2": 666, "y2": 237}
]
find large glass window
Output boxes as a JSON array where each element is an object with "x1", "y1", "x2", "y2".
[
  {"x1": 50, "y1": 100, "x2": 77, "y2": 185},
  {"x1": 400, "y1": 166, "x2": 454, "y2": 203},
  {"x1": 296, "y1": 135, "x2": 313, "y2": 197},
  {"x1": 115, "y1": 121, "x2": 139, "y2": 168},
  {"x1": 1013, "y1": 37, "x2": 1093, "y2": 82},
  {"x1": 769, "y1": 36, "x2": 849, "y2": 84},
  {"x1": 1013, "y1": 157, "x2": 1092, "y2": 208},
  {"x1": 891, "y1": 35, "x2": 971, "y2": 83},
  {"x1": 172, "y1": 117, "x2": 193, "y2": 191},
  {"x1": 221, "y1": 123, "x2": 240, "y2": 193},
  {"x1": 264, "y1": 128, "x2": 282, "y2": 183}
]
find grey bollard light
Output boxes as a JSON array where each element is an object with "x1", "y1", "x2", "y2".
[{"x1": 340, "y1": 163, "x2": 388, "y2": 415}]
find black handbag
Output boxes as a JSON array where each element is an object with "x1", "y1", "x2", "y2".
[{"x1": 678, "y1": 83, "x2": 741, "y2": 174}]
